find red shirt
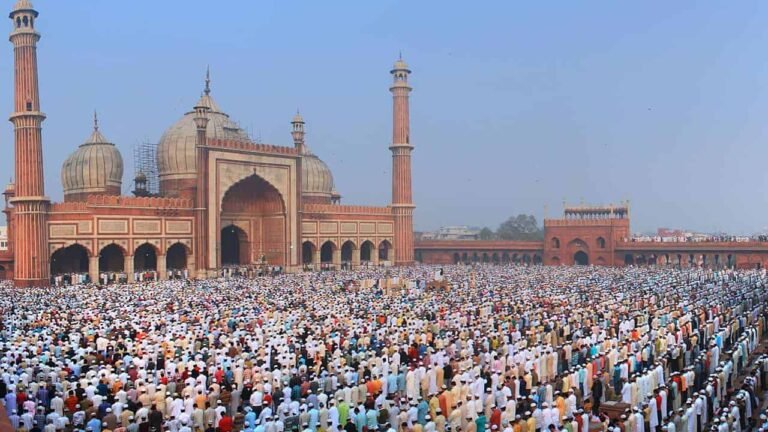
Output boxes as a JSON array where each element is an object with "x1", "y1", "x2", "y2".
[
  {"x1": 65, "y1": 395, "x2": 79, "y2": 413},
  {"x1": 490, "y1": 409, "x2": 502, "y2": 430},
  {"x1": 219, "y1": 415, "x2": 234, "y2": 432}
]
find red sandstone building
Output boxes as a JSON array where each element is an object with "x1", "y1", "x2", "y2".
[
  {"x1": 0, "y1": 2, "x2": 765, "y2": 286},
  {"x1": 0, "y1": 1, "x2": 415, "y2": 286},
  {"x1": 416, "y1": 203, "x2": 768, "y2": 270}
]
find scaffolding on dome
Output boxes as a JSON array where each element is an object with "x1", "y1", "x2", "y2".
[{"x1": 132, "y1": 142, "x2": 159, "y2": 196}]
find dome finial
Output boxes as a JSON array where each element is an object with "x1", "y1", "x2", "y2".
[
  {"x1": 93, "y1": 110, "x2": 99, "y2": 131},
  {"x1": 292, "y1": 109, "x2": 304, "y2": 124},
  {"x1": 204, "y1": 65, "x2": 211, "y2": 96}
]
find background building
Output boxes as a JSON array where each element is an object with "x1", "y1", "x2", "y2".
[
  {"x1": 420, "y1": 226, "x2": 481, "y2": 241},
  {"x1": 416, "y1": 203, "x2": 768, "y2": 269}
]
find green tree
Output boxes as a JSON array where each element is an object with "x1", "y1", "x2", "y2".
[
  {"x1": 496, "y1": 214, "x2": 543, "y2": 241},
  {"x1": 479, "y1": 227, "x2": 495, "y2": 240}
]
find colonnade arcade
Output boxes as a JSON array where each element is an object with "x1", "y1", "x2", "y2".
[
  {"x1": 301, "y1": 239, "x2": 392, "y2": 269},
  {"x1": 49, "y1": 241, "x2": 191, "y2": 283}
]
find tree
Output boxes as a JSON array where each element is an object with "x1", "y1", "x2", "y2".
[
  {"x1": 496, "y1": 214, "x2": 544, "y2": 241},
  {"x1": 479, "y1": 227, "x2": 495, "y2": 240}
]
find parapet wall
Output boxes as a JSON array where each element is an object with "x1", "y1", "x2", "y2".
[
  {"x1": 207, "y1": 138, "x2": 299, "y2": 156},
  {"x1": 303, "y1": 203, "x2": 392, "y2": 216}
]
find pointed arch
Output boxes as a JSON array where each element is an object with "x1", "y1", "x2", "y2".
[
  {"x1": 134, "y1": 242, "x2": 159, "y2": 271},
  {"x1": 320, "y1": 240, "x2": 336, "y2": 263},
  {"x1": 50, "y1": 244, "x2": 90, "y2": 275},
  {"x1": 166, "y1": 242, "x2": 190, "y2": 270},
  {"x1": 302, "y1": 240, "x2": 317, "y2": 265},
  {"x1": 573, "y1": 251, "x2": 589, "y2": 266},
  {"x1": 378, "y1": 240, "x2": 392, "y2": 261},
  {"x1": 360, "y1": 240, "x2": 375, "y2": 262},
  {"x1": 220, "y1": 173, "x2": 286, "y2": 266},
  {"x1": 341, "y1": 240, "x2": 356, "y2": 262},
  {"x1": 99, "y1": 243, "x2": 126, "y2": 273},
  {"x1": 221, "y1": 224, "x2": 249, "y2": 265}
]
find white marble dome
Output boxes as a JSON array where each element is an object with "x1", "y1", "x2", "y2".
[
  {"x1": 156, "y1": 92, "x2": 249, "y2": 184},
  {"x1": 61, "y1": 122, "x2": 123, "y2": 199},
  {"x1": 302, "y1": 152, "x2": 336, "y2": 201}
]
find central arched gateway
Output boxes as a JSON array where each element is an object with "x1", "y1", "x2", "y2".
[
  {"x1": 574, "y1": 251, "x2": 589, "y2": 265},
  {"x1": 220, "y1": 174, "x2": 286, "y2": 267}
]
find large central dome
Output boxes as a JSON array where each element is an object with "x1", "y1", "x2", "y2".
[{"x1": 156, "y1": 80, "x2": 249, "y2": 196}]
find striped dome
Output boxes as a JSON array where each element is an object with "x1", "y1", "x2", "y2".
[
  {"x1": 156, "y1": 87, "x2": 249, "y2": 186},
  {"x1": 302, "y1": 152, "x2": 336, "y2": 200},
  {"x1": 61, "y1": 122, "x2": 123, "y2": 200}
]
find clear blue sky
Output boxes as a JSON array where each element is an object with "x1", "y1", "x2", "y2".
[{"x1": 0, "y1": 1, "x2": 766, "y2": 234}]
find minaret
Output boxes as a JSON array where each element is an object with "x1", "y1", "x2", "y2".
[
  {"x1": 193, "y1": 69, "x2": 211, "y2": 278},
  {"x1": 291, "y1": 110, "x2": 306, "y2": 155},
  {"x1": 389, "y1": 55, "x2": 415, "y2": 265},
  {"x1": 9, "y1": 0, "x2": 49, "y2": 287}
]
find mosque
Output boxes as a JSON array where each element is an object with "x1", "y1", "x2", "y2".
[
  {"x1": 0, "y1": 1, "x2": 414, "y2": 286},
  {"x1": 2, "y1": 1, "x2": 768, "y2": 287}
]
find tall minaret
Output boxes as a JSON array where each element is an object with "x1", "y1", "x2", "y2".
[
  {"x1": 9, "y1": 0, "x2": 49, "y2": 287},
  {"x1": 193, "y1": 70, "x2": 211, "y2": 278},
  {"x1": 291, "y1": 110, "x2": 306, "y2": 155},
  {"x1": 390, "y1": 55, "x2": 415, "y2": 265}
]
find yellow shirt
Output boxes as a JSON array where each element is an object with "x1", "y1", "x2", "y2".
[{"x1": 527, "y1": 417, "x2": 536, "y2": 432}]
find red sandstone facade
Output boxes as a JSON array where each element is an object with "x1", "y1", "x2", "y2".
[
  {"x1": 8, "y1": 3, "x2": 48, "y2": 287},
  {"x1": 0, "y1": 2, "x2": 414, "y2": 286},
  {"x1": 390, "y1": 58, "x2": 415, "y2": 266},
  {"x1": 1, "y1": 2, "x2": 765, "y2": 285},
  {"x1": 417, "y1": 204, "x2": 768, "y2": 270}
]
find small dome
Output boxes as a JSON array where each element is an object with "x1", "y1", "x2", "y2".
[
  {"x1": 12, "y1": 0, "x2": 34, "y2": 12},
  {"x1": 134, "y1": 172, "x2": 147, "y2": 182},
  {"x1": 157, "y1": 90, "x2": 249, "y2": 185},
  {"x1": 292, "y1": 111, "x2": 304, "y2": 124},
  {"x1": 392, "y1": 58, "x2": 410, "y2": 73},
  {"x1": 61, "y1": 121, "x2": 123, "y2": 201},
  {"x1": 302, "y1": 153, "x2": 336, "y2": 201}
]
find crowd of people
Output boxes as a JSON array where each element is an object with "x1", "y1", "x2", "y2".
[
  {"x1": 2, "y1": 264, "x2": 768, "y2": 432},
  {"x1": 628, "y1": 236, "x2": 766, "y2": 244}
]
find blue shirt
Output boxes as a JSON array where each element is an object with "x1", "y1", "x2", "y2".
[{"x1": 87, "y1": 418, "x2": 102, "y2": 432}]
